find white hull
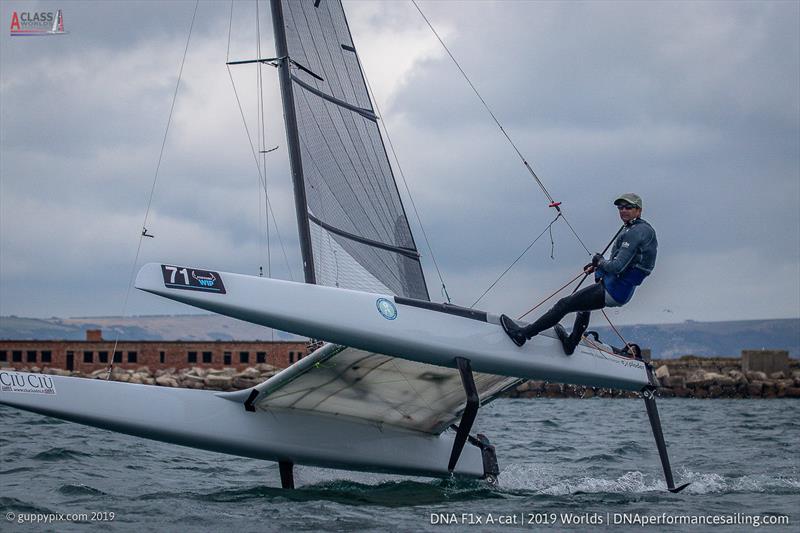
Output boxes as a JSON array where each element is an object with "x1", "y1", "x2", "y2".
[
  {"x1": 136, "y1": 263, "x2": 649, "y2": 391},
  {"x1": 0, "y1": 371, "x2": 486, "y2": 478}
]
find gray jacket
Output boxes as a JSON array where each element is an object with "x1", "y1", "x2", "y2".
[{"x1": 599, "y1": 218, "x2": 657, "y2": 275}]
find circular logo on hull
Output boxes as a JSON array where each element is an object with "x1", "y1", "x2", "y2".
[{"x1": 376, "y1": 298, "x2": 397, "y2": 320}]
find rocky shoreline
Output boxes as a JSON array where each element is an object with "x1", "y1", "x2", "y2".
[
  {"x1": 506, "y1": 356, "x2": 800, "y2": 399},
  {"x1": 13, "y1": 364, "x2": 282, "y2": 391},
  {"x1": 6, "y1": 356, "x2": 800, "y2": 399}
]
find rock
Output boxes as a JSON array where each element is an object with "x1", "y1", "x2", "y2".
[
  {"x1": 662, "y1": 376, "x2": 686, "y2": 389},
  {"x1": 233, "y1": 377, "x2": 261, "y2": 389},
  {"x1": 188, "y1": 367, "x2": 207, "y2": 378},
  {"x1": 727, "y1": 370, "x2": 746, "y2": 383},
  {"x1": 208, "y1": 368, "x2": 236, "y2": 377},
  {"x1": 156, "y1": 375, "x2": 179, "y2": 387},
  {"x1": 90, "y1": 368, "x2": 107, "y2": 378},
  {"x1": 769, "y1": 371, "x2": 786, "y2": 380},
  {"x1": 672, "y1": 387, "x2": 691, "y2": 398},
  {"x1": 516, "y1": 381, "x2": 530, "y2": 393},
  {"x1": 256, "y1": 363, "x2": 278, "y2": 373},
  {"x1": 712, "y1": 374, "x2": 735, "y2": 387},
  {"x1": 791, "y1": 370, "x2": 800, "y2": 380},
  {"x1": 762, "y1": 382, "x2": 777, "y2": 398},
  {"x1": 544, "y1": 383, "x2": 563, "y2": 396},
  {"x1": 43, "y1": 368, "x2": 73, "y2": 376},
  {"x1": 155, "y1": 368, "x2": 176, "y2": 378},
  {"x1": 239, "y1": 367, "x2": 261, "y2": 379},
  {"x1": 785, "y1": 387, "x2": 800, "y2": 398},
  {"x1": 136, "y1": 366, "x2": 152, "y2": 376},
  {"x1": 30, "y1": 366, "x2": 42, "y2": 373},
  {"x1": 685, "y1": 370, "x2": 711, "y2": 386},
  {"x1": 581, "y1": 388, "x2": 595, "y2": 398},
  {"x1": 655, "y1": 365, "x2": 669, "y2": 379},
  {"x1": 205, "y1": 374, "x2": 233, "y2": 389},
  {"x1": 748, "y1": 381, "x2": 764, "y2": 397},
  {"x1": 693, "y1": 388, "x2": 708, "y2": 399},
  {"x1": 528, "y1": 380, "x2": 545, "y2": 392},
  {"x1": 746, "y1": 371, "x2": 768, "y2": 381},
  {"x1": 129, "y1": 374, "x2": 143, "y2": 384}
]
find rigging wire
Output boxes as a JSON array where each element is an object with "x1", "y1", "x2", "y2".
[
  {"x1": 470, "y1": 213, "x2": 561, "y2": 308},
  {"x1": 255, "y1": 0, "x2": 272, "y2": 284},
  {"x1": 226, "y1": 1, "x2": 295, "y2": 283},
  {"x1": 356, "y1": 48, "x2": 452, "y2": 303},
  {"x1": 410, "y1": 0, "x2": 591, "y2": 259},
  {"x1": 255, "y1": 0, "x2": 274, "y2": 341},
  {"x1": 411, "y1": 1, "x2": 633, "y2": 348},
  {"x1": 106, "y1": 0, "x2": 200, "y2": 379}
]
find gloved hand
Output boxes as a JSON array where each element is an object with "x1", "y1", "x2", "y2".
[
  {"x1": 591, "y1": 253, "x2": 604, "y2": 267},
  {"x1": 583, "y1": 262, "x2": 595, "y2": 273}
]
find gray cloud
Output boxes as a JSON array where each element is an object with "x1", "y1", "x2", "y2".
[{"x1": 1, "y1": 0, "x2": 798, "y2": 325}]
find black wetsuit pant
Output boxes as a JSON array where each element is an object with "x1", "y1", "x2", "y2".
[{"x1": 521, "y1": 282, "x2": 606, "y2": 339}]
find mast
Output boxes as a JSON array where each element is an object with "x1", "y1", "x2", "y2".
[{"x1": 270, "y1": 0, "x2": 316, "y2": 284}]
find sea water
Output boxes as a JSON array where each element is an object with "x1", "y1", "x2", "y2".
[{"x1": 1, "y1": 399, "x2": 798, "y2": 532}]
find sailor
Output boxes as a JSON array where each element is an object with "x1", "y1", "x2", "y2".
[{"x1": 500, "y1": 193, "x2": 657, "y2": 353}]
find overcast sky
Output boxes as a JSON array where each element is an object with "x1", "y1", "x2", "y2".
[{"x1": 1, "y1": 0, "x2": 798, "y2": 326}]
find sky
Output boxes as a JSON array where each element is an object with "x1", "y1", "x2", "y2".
[{"x1": 0, "y1": 0, "x2": 798, "y2": 325}]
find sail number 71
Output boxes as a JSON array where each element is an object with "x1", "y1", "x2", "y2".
[{"x1": 164, "y1": 266, "x2": 189, "y2": 285}]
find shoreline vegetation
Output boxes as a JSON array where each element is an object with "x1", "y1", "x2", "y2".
[{"x1": 4, "y1": 356, "x2": 799, "y2": 399}]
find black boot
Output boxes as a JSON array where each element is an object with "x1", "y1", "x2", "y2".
[
  {"x1": 553, "y1": 324, "x2": 573, "y2": 355},
  {"x1": 567, "y1": 312, "x2": 591, "y2": 355},
  {"x1": 500, "y1": 314, "x2": 527, "y2": 347}
]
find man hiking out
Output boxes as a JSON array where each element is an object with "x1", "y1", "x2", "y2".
[{"x1": 500, "y1": 193, "x2": 657, "y2": 354}]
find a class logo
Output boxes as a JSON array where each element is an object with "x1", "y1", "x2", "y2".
[{"x1": 10, "y1": 9, "x2": 67, "y2": 36}]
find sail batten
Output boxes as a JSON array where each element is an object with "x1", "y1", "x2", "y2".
[{"x1": 278, "y1": 0, "x2": 429, "y2": 300}]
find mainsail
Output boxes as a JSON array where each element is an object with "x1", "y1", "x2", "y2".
[{"x1": 272, "y1": 0, "x2": 429, "y2": 300}]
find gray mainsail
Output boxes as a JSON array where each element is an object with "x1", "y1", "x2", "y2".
[{"x1": 272, "y1": 0, "x2": 429, "y2": 300}]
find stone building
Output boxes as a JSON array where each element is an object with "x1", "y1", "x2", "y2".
[{"x1": 0, "y1": 329, "x2": 309, "y2": 373}]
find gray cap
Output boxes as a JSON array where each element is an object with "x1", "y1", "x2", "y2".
[{"x1": 614, "y1": 193, "x2": 642, "y2": 208}]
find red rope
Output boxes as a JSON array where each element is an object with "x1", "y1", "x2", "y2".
[
  {"x1": 516, "y1": 271, "x2": 635, "y2": 357},
  {"x1": 517, "y1": 271, "x2": 584, "y2": 320},
  {"x1": 601, "y1": 309, "x2": 631, "y2": 349}
]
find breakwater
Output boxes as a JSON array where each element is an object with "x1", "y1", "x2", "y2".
[
  {"x1": 6, "y1": 356, "x2": 800, "y2": 398},
  {"x1": 506, "y1": 356, "x2": 800, "y2": 399},
  {"x1": 10, "y1": 364, "x2": 282, "y2": 391}
]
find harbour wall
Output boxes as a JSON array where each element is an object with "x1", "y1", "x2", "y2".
[{"x1": 506, "y1": 354, "x2": 800, "y2": 399}]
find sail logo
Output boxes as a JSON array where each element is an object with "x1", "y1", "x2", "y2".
[
  {"x1": 10, "y1": 9, "x2": 67, "y2": 36},
  {"x1": 376, "y1": 298, "x2": 397, "y2": 320},
  {"x1": 0, "y1": 372, "x2": 57, "y2": 395},
  {"x1": 192, "y1": 271, "x2": 217, "y2": 287}
]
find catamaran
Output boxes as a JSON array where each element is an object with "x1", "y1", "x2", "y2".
[{"x1": 1, "y1": 0, "x2": 686, "y2": 492}]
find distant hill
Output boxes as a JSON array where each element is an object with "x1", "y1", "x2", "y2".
[
  {"x1": 0, "y1": 315, "x2": 797, "y2": 358},
  {"x1": 593, "y1": 318, "x2": 798, "y2": 358},
  {"x1": 0, "y1": 315, "x2": 302, "y2": 342}
]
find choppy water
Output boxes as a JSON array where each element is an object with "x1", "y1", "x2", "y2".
[{"x1": 2, "y1": 399, "x2": 798, "y2": 532}]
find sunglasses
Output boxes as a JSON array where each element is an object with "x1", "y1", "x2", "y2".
[{"x1": 617, "y1": 204, "x2": 638, "y2": 210}]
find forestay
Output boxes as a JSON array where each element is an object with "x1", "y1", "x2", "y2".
[{"x1": 252, "y1": 343, "x2": 521, "y2": 434}]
